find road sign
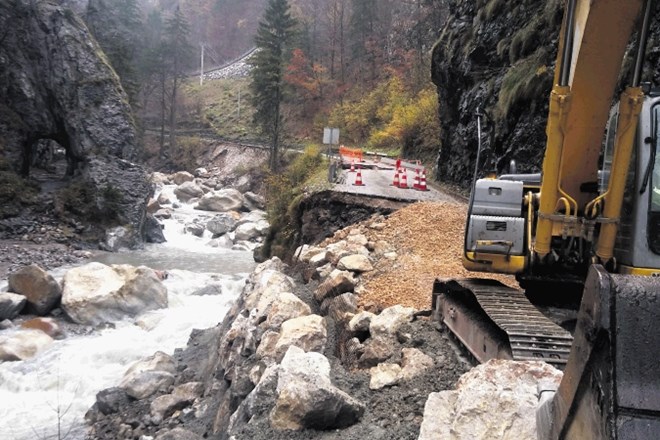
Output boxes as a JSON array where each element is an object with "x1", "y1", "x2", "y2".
[{"x1": 323, "y1": 127, "x2": 339, "y2": 145}]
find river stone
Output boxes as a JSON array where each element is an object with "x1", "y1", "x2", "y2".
[
  {"x1": 157, "y1": 191, "x2": 173, "y2": 205},
  {"x1": 270, "y1": 346, "x2": 365, "y2": 430},
  {"x1": 100, "y1": 226, "x2": 135, "y2": 252},
  {"x1": 154, "y1": 208, "x2": 172, "y2": 219},
  {"x1": 174, "y1": 181, "x2": 204, "y2": 202},
  {"x1": 337, "y1": 254, "x2": 373, "y2": 272},
  {"x1": 8, "y1": 264, "x2": 61, "y2": 316},
  {"x1": 185, "y1": 222, "x2": 205, "y2": 237},
  {"x1": 21, "y1": 317, "x2": 63, "y2": 339},
  {"x1": 234, "y1": 222, "x2": 260, "y2": 241},
  {"x1": 418, "y1": 359, "x2": 563, "y2": 440},
  {"x1": 208, "y1": 234, "x2": 233, "y2": 248},
  {"x1": 95, "y1": 387, "x2": 131, "y2": 415},
  {"x1": 314, "y1": 269, "x2": 355, "y2": 302},
  {"x1": 370, "y1": 305, "x2": 415, "y2": 337},
  {"x1": 206, "y1": 213, "x2": 237, "y2": 236},
  {"x1": 172, "y1": 171, "x2": 195, "y2": 185},
  {"x1": 369, "y1": 363, "x2": 402, "y2": 390},
  {"x1": 0, "y1": 292, "x2": 27, "y2": 320},
  {"x1": 196, "y1": 188, "x2": 245, "y2": 212},
  {"x1": 61, "y1": 262, "x2": 168, "y2": 326},
  {"x1": 120, "y1": 352, "x2": 177, "y2": 400},
  {"x1": 266, "y1": 291, "x2": 312, "y2": 329},
  {"x1": 151, "y1": 172, "x2": 171, "y2": 185},
  {"x1": 274, "y1": 314, "x2": 327, "y2": 360},
  {"x1": 150, "y1": 382, "x2": 203, "y2": 422},
  {"x1": 144, "y1": 214, "x2": 166, "y2": 244},
  {"x1": 0, "y1": 329, "x2": 54, "y2": 361},
  {"x1": 244, "y1": 191, "x2": 266, "y2": 210}
]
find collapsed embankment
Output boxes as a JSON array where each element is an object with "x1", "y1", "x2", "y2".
[{"x1": 86, "y1": 201, "x2": 562, "y2": 440}]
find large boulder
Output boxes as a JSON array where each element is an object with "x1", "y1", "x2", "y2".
[
  {"x1": 418, "y1": 359, "x2": 563, "y2": 440},
  {"x1": 0, "y1": 329, "x2": 54, "y2": 361},
  {"x1": 119, "y1": 351, "x2": 176, "y2": 400},
  {"x1": 0, "y1": 292, "x2": 27, "y2": 320},
  {"x1": 265, "y1": 292, "x2": 311, "y2": 330},
  {"x1": 274, "y1": 314, "x2": 327, "y2": 360},
  {"x1": 234, "y1": 222, "x2": 261, "y2": 241},
  {"x1": 174, "y1": 181, "x2": 204, "y2": 202},
  {"x1": 314, "y1": 270, "x2": 356, "y2": 302},
  {"x1": 7, "y1": 264, "x2": 61, "y2": 315},
  {"x1": 337, "y1": 254, "x2": 374, "y2": 273},
  {"x1": 144, "y1": 214, "x2": 166, "y2": 244},
  {"x1": 196, "y1": 189, "x2": 245, "y2": 212},
  {"x1": 171, "y1": 171, "x2": 195, "y2": 185},
  {"x1": 206, "y1": 213, "x2": 237, "y2": 236},
  {"x1": 270, "y1": 346, "x2": 365, "y2": 430},
  {"x1": 61, "y1": 262, "x2": 168, "y2": 326},
  {"x1": 370, "y1": 305, "x2": 415, "y2": 337}
]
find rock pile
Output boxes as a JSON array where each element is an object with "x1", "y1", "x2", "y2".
[
  {"x1": 0, "y1": 262, "x2": 168, "y2": 362},
  {"x1": 147, "y1": 170, "x2": 269, "y2": 253}
]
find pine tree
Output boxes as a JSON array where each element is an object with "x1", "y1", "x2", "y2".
[
  {"x1": 249, "y1": 0, "x2": 298, "y2": 171},
  {"x1": 163, "y1": 5, "x2": 193, "y2": 152}
]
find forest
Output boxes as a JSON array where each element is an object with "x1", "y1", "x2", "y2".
[{"x1": 81, "y1": 0, "x2": 450, "y2": 166}]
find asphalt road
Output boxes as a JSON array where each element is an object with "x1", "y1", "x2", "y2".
[{"x1": 333, "y1": 157, "x2": 459, "y2": 203}]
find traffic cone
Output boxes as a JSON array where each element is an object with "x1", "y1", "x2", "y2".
[
  {"x1": 392, "y1": 169, "x2": 400, "y2": 187},
  {"x1": 413, "y1": 168, "x2": 421, "y2": 189},
  {"x1": 417, "y1": 169, "x2": 429, "y2": 191},
  {"x1": 353, "y1": 166, "x2": 365, "y2": 186},
  {"x1": 399, "y1": 170, "x2": 409, "y2": 189},
  {"x1": 350, "y1": 159, "x2": 355, "y2": 172}
]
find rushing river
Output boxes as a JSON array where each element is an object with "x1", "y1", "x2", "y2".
[{"x1": 0, "y1": 187, "x2": 257, "y2": 440}]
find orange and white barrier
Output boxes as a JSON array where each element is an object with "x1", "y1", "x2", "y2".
[{"x1": 339, "y1": 145, "x2": 363, "y2": 163}]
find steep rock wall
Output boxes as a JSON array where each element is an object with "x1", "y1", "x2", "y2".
[
  {"x1": 0, "y1": 0, "x2": 148, "y2": 245},
  {"x1": 431, "y1": 0, "x2": 562, "y2": 187},
  {"x1": 432, "y1": 0, "x2": 660, "y2": 189}
]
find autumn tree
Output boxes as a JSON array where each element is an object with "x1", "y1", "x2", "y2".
[{"x1": 249, "y1": 0, "x2": 298, "y2": 171}]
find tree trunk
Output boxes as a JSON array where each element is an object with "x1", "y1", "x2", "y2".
[
  {"x1": 159, "y1": 72, "x2": 166, "y2": 153},
  {"x1": 169, "y1": 75, "x2": 178, "y2": 152}
]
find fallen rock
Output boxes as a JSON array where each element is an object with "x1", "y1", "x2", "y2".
[
  {"x1": 418, "y1": 359, "x2": 563, "y2": 440},
  {"x1": 337, "y1": 254, "x2": 373, "y2": 272},
  {"x1": 348, "y1": 310, "x2": 376, "y2": 333},
  {"x1": 274, "y1": 314, "x2": 327, "y2": 360},
  {"x1": 370, "y1": 305, "x2": 415, "y2": 337},
  {"x1": 369, "y1": 363, "x2": 402, "y2": 390},
  {"x1": 119, "y1": 352, "x2": 176, "y2": 400},
  {"x1": 0, "y1": 292, "x2": 27, "y2": 320},
  {"x1": 171, "y1": 171, "x2": 195, "y2": 185},
  {"x1": 61, "y1": 263, "x2": 168, "y2": 326},
  {"x1": 196, "y1": 188, "x2": 245, "y2": 212},
  {"x1": 95, "y1": 387, "x2": 131, "y2": 415},
  {"x1": 270, "y1": 346, "x2": 365, "y2": 430},
  {"x1": 7, "y1": 264, "x2": 61, "y2": 315},
  {"x1": 174, "y1": 181, "x2": 204, "y2": 202},
  {"x1": 150, "y1": 381, "x2": 204, "y2": 422},
  {"x1": 400, "y1": 347, "x2": 434, "y2": 381},
  {"x1": 314, "y1": 270, "x2": 355, "y2": 302},
  {"x1": 266, "y1": 292, "x2": 312, "y2": 329},
  {"x1": 0, "y1": 329, "x2": 54, "y2": 361},
  {"x1": 234, "y1": 222, "x2": 260, "y2": 241},
  {"x1": 359, "y1": 335, "x2": 397, "y2": 368}
]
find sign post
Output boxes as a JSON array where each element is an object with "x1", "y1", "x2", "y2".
[{"x1": 323, "y1": 127, "x2": 340, "y2": 181}]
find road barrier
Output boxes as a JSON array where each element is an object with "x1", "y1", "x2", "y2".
[{"x1": 339, "y1": 145, "x2": 363, "y2": 162}]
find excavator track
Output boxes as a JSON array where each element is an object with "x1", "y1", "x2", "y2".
[{"x1": 432, "y1": 278, "x2": 573, "y2": 368}]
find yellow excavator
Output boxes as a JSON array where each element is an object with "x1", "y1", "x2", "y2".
[{"x1": 432, "y1": 0, "x2": 660, "y2": 438}]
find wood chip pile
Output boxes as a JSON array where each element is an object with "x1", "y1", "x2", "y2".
[{"x1": 336, "y1": 201, "x2": 516, "y2": 311}]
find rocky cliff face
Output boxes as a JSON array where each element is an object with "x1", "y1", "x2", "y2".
[
  {"x1": 431, "y1": 0, "x2": 563, "y2": 187},
  {"x1": 0, "y1": 0, "x2": 149, "y2": 245},
  {"x1": 431, "y1": 0, "x2": 660, "y2": 189}
]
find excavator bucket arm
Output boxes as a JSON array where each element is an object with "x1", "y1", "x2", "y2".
[{"x1": 537, "y1": 265, "x2": 660, "y2": 440}]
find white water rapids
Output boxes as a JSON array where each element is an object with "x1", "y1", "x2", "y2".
[{"x1": 0, "y1": 186, "x2": 257, "y2": 439}]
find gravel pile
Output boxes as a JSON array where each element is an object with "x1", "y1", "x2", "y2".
[{"x1": 322, "y1": 201, "x2": 516, "y2": 311}]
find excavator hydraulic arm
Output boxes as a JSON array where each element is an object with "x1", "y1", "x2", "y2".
[{"x1": 536, "y1": 266, "x2": 660, "y2": 439}]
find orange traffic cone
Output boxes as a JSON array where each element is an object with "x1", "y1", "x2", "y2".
[
  {"x1": 417, "y1": 169, "x2": 429, "y2": 191},
  {"x1": 392, "y1": 169, "x2": 400, "y2": 187},
  {"x1": 413, "y1": 168, "x2": 421, "y2": 189},
  {"x1": 350, "y1": 159, "x2": 355, "y2": 172},
  {"x1": 353, "y1": 166, "x2": 365, "y2": 186},
  {"x1": 399, "y1": 170, "x2": 409, "y2": 189}
]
